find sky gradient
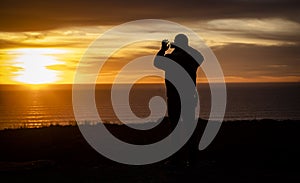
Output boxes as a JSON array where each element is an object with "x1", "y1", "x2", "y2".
[{"x1": 0, "y1": 0, "x2": 299, "y2": 84}]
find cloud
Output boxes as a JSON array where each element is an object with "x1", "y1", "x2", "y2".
[
  {"x1": 1, "y1": 17, "x2": 299, "y2": 51},
  {"x1": 0, "y1": 26, "x2": 103, "y2": 49},
  {"x1": 46, "y1": 64, "x2": 76, "y2": 71},
  {"x1": 0, "y1": 0, "x2": 299, "y2": 31},
  {"x1": 0, "y1": 38, "x2": 74, "y2": 49},
  {"x1": 267, "y1": 64, "x2": 288, "y2": 68},
  {"x1": 187, "y1": 18, "x2": 300, "y2": 46},
  {"x1": 211, "y1": 43, "x2": 300, "y2": 79},
  {"x1": 0, "y1": 0, "x2": 299, "y2": 84},
  {"x1": 204, "y1": 18, "x2": 300, "y2": 34}
]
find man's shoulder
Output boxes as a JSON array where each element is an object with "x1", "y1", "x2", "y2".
[
  {"x1": 188, "y1": 47, "x2": 203, "y2": 61},
  {"x1": 188, "y1": 46, "x2": 202, "y2": 55}
]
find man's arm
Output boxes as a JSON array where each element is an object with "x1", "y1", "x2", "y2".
[
  {"x1": 189, "y1": 47, "x2": 204, "y2": 67},
  {"x1": 154, "y1": 40, "x2": 169, "y2": 70}
]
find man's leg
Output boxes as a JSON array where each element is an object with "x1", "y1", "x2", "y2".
[{"x1": 167, "y1": 94, "x2": 182, "y2": 165}]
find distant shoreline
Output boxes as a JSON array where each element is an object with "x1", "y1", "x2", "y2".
[{"x1": 0, "y1": 118, "x2": 299, "y2": 131}]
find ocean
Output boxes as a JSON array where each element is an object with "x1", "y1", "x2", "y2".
[{"x1": 0, "y1": 83, "x2": 299, "y2": 129}]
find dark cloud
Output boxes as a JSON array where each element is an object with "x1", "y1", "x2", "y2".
[
  {"x1": 24, "y1": 33, "x2": 46, "y2": 40},
  {"x1": 0, "y1": 0, "x2": 299, "y2": 31},
  {"x1": 211, "y1": 43, "x2": 300, "y2": 78}
]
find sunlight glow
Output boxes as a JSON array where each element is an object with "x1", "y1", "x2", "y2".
[{"x1": 11, "y1": 48, "x2": 66, "y2": 84}]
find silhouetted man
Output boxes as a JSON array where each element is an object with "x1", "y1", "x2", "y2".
[
  {"x1": 154, "y1": 34, "x2": 204, "y2": 166},
  {"x1": 154, "y1": 34, "x2": 203, "y2": 127}
]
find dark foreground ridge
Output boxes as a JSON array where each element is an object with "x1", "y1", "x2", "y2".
[{"x1": 0, "y1": 118, "x2": 300, "y2": 183}]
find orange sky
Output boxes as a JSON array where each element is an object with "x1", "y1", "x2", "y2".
[{"x1": 0, "y1": 0, "x2": 299, "y2": 84}]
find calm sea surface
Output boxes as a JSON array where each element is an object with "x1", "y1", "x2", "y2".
[{"x1": 0, "y1": 83, "x2": 299, "y2": 129}]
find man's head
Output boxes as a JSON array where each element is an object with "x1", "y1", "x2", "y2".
[{"x1": 171, "y1": 34, "x2": 189, "y2": 49}]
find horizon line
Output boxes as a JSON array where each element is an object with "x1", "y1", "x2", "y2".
[{"x1": 0, "y1": 81, "x2": 299, "y2": 86}]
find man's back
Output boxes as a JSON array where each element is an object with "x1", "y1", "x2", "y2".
[{"x1": 164, "y1": 46, "x2": 202, "y2": 85}]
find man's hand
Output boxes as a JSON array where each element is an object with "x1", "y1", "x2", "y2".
[{"x1": 161, "y1": 39, "x2": 170, "y2": 51}]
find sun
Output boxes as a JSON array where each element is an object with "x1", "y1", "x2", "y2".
[{"x1": 12, "y1": 48, "x2": 66, "y2": 84}]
